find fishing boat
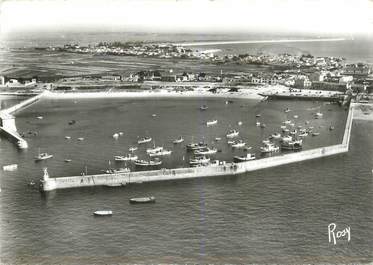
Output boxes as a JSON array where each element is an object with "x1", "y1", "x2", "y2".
[
  {"x1": 138, "y1": 137, "x2": 152, "y2": 144},
  {"x1": 129, "y1": 196, "x2": 156, "y2": 204},
  {"x1": 186, "y1": 142, "x2": 208, "y2": 151},
  {"x1": 189, "y1": 156, "x2": 210, "y2": 166},
  {"x1": 231, "y1": 140, "x2": 246, "y2": 148},
  {"x1": 3, "y1": 164, "x2": 18, "y2": 171},
  {"x1": 134, "y1": 159, "x2": 162, "y2": 167},
  {"x1": 226, "y1": 129, "x2": 239, "y2": 138},
  {"x1": 281, "y1": 135, "x2": 293, "y2": 142},
  {"x1": 299, "y1": 132, "x2": 308, "y2": 137},
  {"x1": 146, "y1": 146, "x2": 163, "y2": 154},
  {"x1": 129, "y1": 146, "x2": 138, "y2": 152},
  {"x1": 149, "y1": 149, "x2": 172, "y2": 157},
  {"x1": 281, "y1": 140, "x2": 303, "y2": 151},
  {"x1": 234, "y1": 153, "x2": 256, "y2": 162},
  {"x1": 194, "y1": 148, "x2": 217, "y2": 155},
  {"x1": 173, "y1": 136, "x2": 184, "y2": 144},
  {"x1": 312, "y1": 132, "x2": 320, "y2": 136},
  {"x1": 35, "y1": 149, "x2": 53, "y2": 161},
  {"x1": 206, "y1": 120, "x2": 218, "y2": 126},
  {"x1": 271, "y1": 133, "x2": 281, "y2": 139},
  {"x1": 93, "y1": 210, "x2": 112, "y2": 216},
  {"x1": 200, "y1": 105, "x2": 208, "y2": 111},
  {"x1": 260, "y1": 143, "x2": 280, "y2": 153},
  {"x1": 114, "y1": 154, "x2": 138, "y2": 161}
]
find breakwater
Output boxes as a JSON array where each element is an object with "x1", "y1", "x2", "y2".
[{"x1": 41, "y1": 104, "x2": 354, "y2": 192}]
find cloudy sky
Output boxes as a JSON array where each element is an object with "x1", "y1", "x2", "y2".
[{"x1": 1, "y1": 0, "x2": 373, "y2": 35}]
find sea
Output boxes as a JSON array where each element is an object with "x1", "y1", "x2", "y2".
[{"x1": 0, "y1": 96, "x2": 372, "y2": 264}]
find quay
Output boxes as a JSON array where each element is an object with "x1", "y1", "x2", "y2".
[
  {"x1": 0, "y1": 92, "x2": 45, "y2": 149},
  {"x1": 40, "y1": 103, "x2": 354, "y2": 192}
]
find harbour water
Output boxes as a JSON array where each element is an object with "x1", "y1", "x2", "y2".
[{"x1": 1, "y1": 96, "x2": 372, "y2": 263}]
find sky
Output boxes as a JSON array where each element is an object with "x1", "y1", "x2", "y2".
[{"x1": 1, "y1": 0, "x2": 373, "y2": 35}]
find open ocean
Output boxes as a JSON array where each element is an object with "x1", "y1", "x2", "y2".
[{"x1": 0, "y1": 96, "x2": 372, "y2": 264}]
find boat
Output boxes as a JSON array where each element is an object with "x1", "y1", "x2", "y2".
[
  {"x1": 281, "y1": 135, "x2": 293, "y2": 142},
  {"x1": 138, "y1": 137, "x2": 152, "y2": 144},
  {"x1": 64, "y1": 159, "x2": 72, "y2": 163},
  {"x1": 104, "y1": 167, "x2": 131, "y2": 174},
  {"x1": 134, "y1": 159, "x2": 162, "y2": 167},
  {"x1": 36, "y1": 116, "x2": 43, "y2": 120},
  {"x1": 149, "y1": 149, "x2": 172, "y2": 157},
  {"x1": 256, "y1": 121, "x2": 261, "y2": 127},
  {"x1": 315, "y1": 112, "x2": 323, "y2": 119},
  {"x1": 77, "y1": 137, "x2": 84, "y2": 141},
  {"x1": 260, "y1": 143, "x2": 280, "y2": 153},
  {"x1": 194, "y1": 148, "x2": 217, "y2": 155},
  {"x1": 173, "y1": 136, "x2": 184, "y2": 144},
  {"x1": 312, "y1": 132, "x2": 320, "y2": 136},
  {"x1": 112, "y1": 133, "x2": 119, "y2": 139},
  {"x1": 65, "y1": 136, "x2": 71, "y2": 140},
  {"x1": 114, "y1": 154, "x2": 138, "y2": 161},
  {"x1": 299, "y1": 132, "x2": 308, "y2": 137},
  {"x1": 215, "y1": 137, "x2": 222, "y2": 141},
  {"x1": 17, "y1": 140, "x2": 28, "y2": 149},
  {"x1": 329, "y1": 126, "x2": 335, "y2": 130},
  {"x1": 284, "y1": 108, "x2": 291, "y2": 113},
  {"x1": 238, "y1": 121, "x2": 243, "y2": 126},
  {"x1": 189, "y1": 156, "x2": 210, "y2": 166},
  {"x1": 231, "y1": 140, "x2": 246, "y2": 148},
  {"x1": 129, "y1": 196, "x2": 156, "y2": 204},
  {"x1": 200, "y1": 105, "x2": 208, "y2": 111},
  {"x1": 289, "y1": 130, "x2": 297, "y2": 135},
  {"x1": 186, "y1": 142, "x2": 208, "y2": 151},
  {"x1": 35, "y1": 149, "x2": 53, "y2": 161},
  {"x1": 283, "y1": 120, "x2": 292, "y2": 125},
  {"x1": 93, "y1": 210, "x2": 112, "y2": 216},
  {"x1": 152, "y1": 114, "x2": 157, "y2": 117},
  {"x1": 234, "y1": 153, "x2": 256, "y2": 162},
  {"x1": 146, "y1": 146, "x2": 163, "y2": 154},
  {"x1": 119, "y1": 132, "x2": 124, "y2": 136},
  {"x1": 293, "y1": 115, "x2": 299, "y2": 119},
  {"x1": 226, "y1": 129, "x2": 239, "y2": 138},
  {"x1": 262, "y1": 139, "x2": 271, "y2": 144},
  {"x1": 3, "y1": 164, "x2": 18, "y2": 171},
  {"x1": 280, "y1": 125, "x2": 287, "y2": 130},
  {"x1": 255, "y1": 114, "x2": 261, "y2": 117},
  {"x1": 206, "y1": 120, "x2": 218, "y2": 126},
  {"x1": 271, "y1": 133, "x2": 281, "y2": 139},
  {"x1": 68, "y1": 120, "x2": 76, "y2": 125},
  {"x1": 243, "y1": 146, "x2": 252, "y2": 151},
  {"x1": 260, "y1": 123, "x2": 266, "y2": 128},
  {"x1": 281, "y1": 140, "x2": 303, "y2": 150},
  {"x1": 129, "y1": 146, "x2": 138, "y2": 152}
]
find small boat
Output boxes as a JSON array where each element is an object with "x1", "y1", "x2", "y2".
[
  {"x1": 129, "y1": 146, "x2": 138, "y2": 152},
  {"x1": 281, "y1": 140, "x2": 303, "y2": 151},
  {"x1": 3, "y1": 164, "x2": 18, "y2": 171},
  {"x1": 64, "y1": 159, "x2": 72, "y2": 163},
  {"x1": 119, "y1": 132, "x2": 124, "y2": 136},
  {"x1": 129, "y1": 196, "x2": 156, "y2": 204},
  {"x1": 284, "y1": 108, "x2": 291, "y2": 113},
  {"x1": 256, "y1": 121, "x2": 261, "y2": 127},
  {"x1": 194, "y1": 148, "x2": 217, "y2": 155},
  {"x1": 299, "y1": 132, "x2": 308, "y2": 137},
  {"x1": 315, "y1": 112, "x2": 323, "y2": 119},
  {"x1": 36, "y1": 116, "x2": 43, "y2": 120},
  {"x1": 297, "y1": 125, "x2": 303, "y2": 129},
  {"x1": 93, "y1": 210, "x2": 112, "y2": 216},
  {"x1": 149, "y1": 149, "x2": 172, "y2": 157},
  {"x1": 312, "y1": 132, "x2": 320, "y2": 136},
  {"x1": 112, "y1": 133, "x2": 119, "y2": 139},
  {"x1": 200, "y1": 105, "x2": 208, "y2": 111},
  {"x1": 329, "y1": 126, "x2": 335, "y2": 130},
  {"x1": 238, "y1": 121, "x2": 243, "y2": 126},
  {"x1": 28, "y1": 180, "x2": 36, "y2": 186},
  {"x1": 206, "y1": 120, "x2": 218, "y2": 126},
  {"x1": 104, "y1": 168, "x2": 131, "y2": 174},
  {"x1": 234, "y1": 153, "x2": 256, "y2": 162},
  {"x1": 189, "y1": 156, "x2": 210, "y2": 166},
  {"x1": 231, "y1": 140, "x2": 246, "y2": 148},
  {"x1": 68, "y1": 120, "x2": 76, "y2": 125},
  {"x1": 289, "y1": 130, "x2": 297, "y2": 135},
  {"x1": 146, "y1": 146, "x2": 163, "y2": 154},
  {"x1": 77, "y1": 137, "x2": 84, "y2": 141},
  {"x1": 260, "y1": 123, "x2": 266, "y2": 128},
  {"x1": 186, "y1": 142, "x2": 208, "y2": 151},
  {"x1": 215, "y1": 137, "x2": 222, "y2": 141},
  {"x1": 173, "y1": 136, "x2": 184, "y2": 144},
  {"x1": 152, "y1": 114, "x2": 157, "y2": 117},
  {"x1": 65, "y1": 136, "x2": 71, "y2": 140},
  {"x1": 305, "y1": 120, "x2": 310, "y2": 124},
  {"x1": 271, "y1": 133, "x2": 281, "y2": 139},
  {"x1": 293, "y1": 115, "x2": 299, "y2": 119},
  {"x1": 281, "y1": 135, "x2": 293, "y2": 142},
  {"x1": 283, "y1": 120, "x2": 292, "y2": 125},
  {"x1": 226, "y1": 130, "x2": 239, "y2": 138},
  {"x1": 255, "y1": 114, "x2": 261, "y2": 118},
  {"x1": 280, "y1": 125, "x2": 287, "y2": 130},
  {"x1": 134, "y1": 159, "x2": 162, "y2": 167},
  {"x1": 35, "y1": 149, "x2": 53, "y2": 161},
  {"x1": 260, "y1": 143, "x2": 280, "y2": 153},
  {"x1": 138, "y1": 137, "x2": 152, "y2": 144},
  {"x1": 114, "y1": 154, "x2": 138, "y2": 161},
  {"x1": 243, "y1": 146, "x2": 252, "y2": 151}
]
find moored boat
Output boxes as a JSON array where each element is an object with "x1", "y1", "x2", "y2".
[
  {"x1": 200, "y1": 105, "x2": 208, "y2": 111},
  {"x1": 173, "y1": 136, "x2": 184, "y2": 144},
  {"x1": 35, "y1": 149, "x2": 53, "y2": 161},
  {"x1": 114, "y1": 154, "x2": 138, "y2": 161},
  {"x1": 281, "y1": 139, "x2": 303, "y2": 151},
  {"x1": 234, "y1": 153, "x2": 256, "y2": 162},
  {"x1": 271, "y1": 133, "x2": 281, "y2": 139},
  {"x1": 260, "y1": 143, "x2": 280, "y2": 153},
  {"x1": 189, "y1": 156, "x2": 210, "y2": 166},
  {"x1": 129, "y1": 196, "x2": 156, "y2": 204},
  {"x1": 206, "y1": 120, "x2": 218, "y2": 126},
  {"x1": 146, "y1": 146, "x2": 163, "y2": 154},
  {"x1": 129, "y1": 146, "x2": 138, "y2": 152},
  {"x1": 93, "y1": 210, "x2": 112, "y2": 216},
  {"x1": 226, "y1": 129, "x2": 239, "y2": 138},
  {"x1": 186, "y1": 142, "x2": 208, "y2": 151},
  {"x1": 231, "y1": 140, "x2": 246, "y2": 148},
  {"x1": 194, "y1": 147, "x2": 217, "y2": 155},
  {"x1": 149, "y1": 149, "x2": 172, "y2": 157},
  {"x1": 138, "y1": 137, "x2": 152, "y2": 144},
  {"x1": 134, "y1": 159, "x2": 162, "y2": 167},
  {"x1": 312, "y1": 132, "x2": 320, "y2": 136}
]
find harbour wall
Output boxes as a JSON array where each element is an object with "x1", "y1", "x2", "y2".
[{"x1": 41, "y1": 104, "x2": 354, "y2": 191}]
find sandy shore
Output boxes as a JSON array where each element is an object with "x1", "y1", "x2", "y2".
[{"x1": 43, "y1": 86, "x2": 279, "y2": 100}]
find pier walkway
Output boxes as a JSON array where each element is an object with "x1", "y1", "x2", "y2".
[
  {"x1": 0, "y1": 92, "x2": 45, "y2": 149},
  {"x1": 41, "y1": 104, "x2": 354, "y2": 192}
]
